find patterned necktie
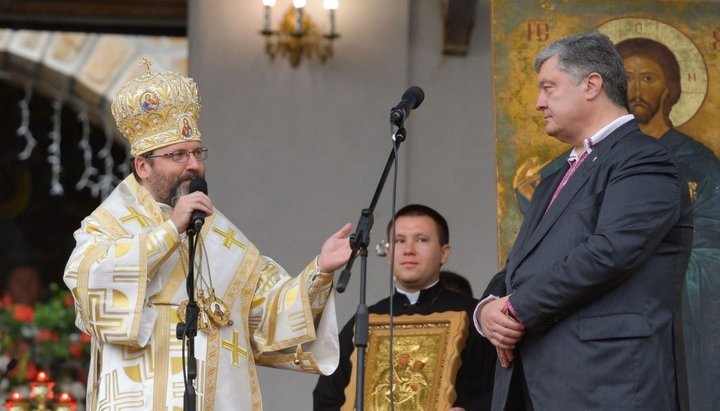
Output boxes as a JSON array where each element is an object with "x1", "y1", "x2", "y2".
[{"x1": 546, "y1": 150, "x2": 589, "y2": 211}]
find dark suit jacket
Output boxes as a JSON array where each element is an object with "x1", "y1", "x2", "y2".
[
  {"x1": 488, "y1": 120, "x2": 693, "y2": 411},
  {"x1": 313, "y1": 283, "x2": 496, "y2": 410}
]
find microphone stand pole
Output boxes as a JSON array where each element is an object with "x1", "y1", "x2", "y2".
[
  {"x1": 336, "y1": 126, "x2": 406, "y2": 411},
  {"x1": 177, "y1": 231, "x2": 198, "y2": 411}
]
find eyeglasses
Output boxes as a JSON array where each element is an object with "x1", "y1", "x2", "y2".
[{"x1": 144, "y1": 147, "x2": 208, "y2": 163}]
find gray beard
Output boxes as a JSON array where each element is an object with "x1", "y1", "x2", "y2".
[{"x1": 168, "y1": 184, "x2": 188, "y2": 207}]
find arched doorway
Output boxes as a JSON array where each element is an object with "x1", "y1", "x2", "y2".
[{"x1": 0, "y1": 29, "x2": 188, "y2": 300}]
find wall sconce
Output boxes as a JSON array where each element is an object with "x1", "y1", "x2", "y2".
[{"x1": 260, "y1": 0, "x2": 340, "y2": 67}]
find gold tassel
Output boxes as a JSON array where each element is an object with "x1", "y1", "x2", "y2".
[{"x1": 293, "y1": 344, "x2": 303, "y2": 365}]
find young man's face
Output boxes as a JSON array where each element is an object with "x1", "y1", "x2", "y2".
[{"x1": 388, "y1": 215, "x2": 450, "y2": 292}]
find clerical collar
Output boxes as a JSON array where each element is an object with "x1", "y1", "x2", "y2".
[
  {"x1": 568, "y1": 114, "x2": 634, "y2": 163},
  {"x1": 396, "y1": 280, "x2": 440, "y2": 305}
]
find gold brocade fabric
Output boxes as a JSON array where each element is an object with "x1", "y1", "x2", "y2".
[{"x1": 63, "y1": 175, "x2": 339, "y2": 410}]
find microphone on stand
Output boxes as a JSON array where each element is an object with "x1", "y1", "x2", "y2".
[
  {"x1": 187, "y1": 177, "x2": 208, "y2": 236},
  {"x1": 389, "y1": 86, "x2": 425, "y2": 126}
]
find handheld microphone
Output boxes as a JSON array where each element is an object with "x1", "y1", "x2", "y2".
[
  {"x1": 188, "y1": 177, "x2": 208, "y2": 235},
  {"x1": 389, "y1": 86, "x2": 425, "y2": 126}
]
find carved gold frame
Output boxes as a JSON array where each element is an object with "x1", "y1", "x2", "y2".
[{"x1": 342, "y1": 311, "x2": 468, "y2": 411}]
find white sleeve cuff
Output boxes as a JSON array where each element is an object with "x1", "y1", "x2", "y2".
[{"x1": 473, "y1": 294, "x2": 499, "y2": 337}]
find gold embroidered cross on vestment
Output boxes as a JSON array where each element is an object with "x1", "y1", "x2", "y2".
[{"x1": 222, "y1": 330, "x2": 248, "y2": 366}]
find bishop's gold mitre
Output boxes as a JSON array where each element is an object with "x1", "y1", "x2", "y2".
[{"x1": 111, "y1": 64, "x2": 202, "y2": 156}]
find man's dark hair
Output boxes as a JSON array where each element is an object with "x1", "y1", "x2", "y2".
[
  {"x1": 386, "y1": 204, "x2": 449, "y2": 246},
  {"x1": 130, "y1": 152, "x2": 154, "y2": 182},
  {"x1": 535, "y1": 30, "x2": 629, "y2": 109},
  {"x1": 616, "y1": 37, "x2": 681, "y2": 120}
]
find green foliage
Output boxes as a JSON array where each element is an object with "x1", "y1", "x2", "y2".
[{"x1": 0, "y1": 283, "x2": 90, "y2": 387}]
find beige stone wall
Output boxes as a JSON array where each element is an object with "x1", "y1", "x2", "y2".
[{"x1": 0, "y1": 29, "x2": 187, "y2": 131}]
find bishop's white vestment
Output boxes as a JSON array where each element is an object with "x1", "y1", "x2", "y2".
[{"x1": 64, "y1": 175, "x2": 339, "y2": 410}]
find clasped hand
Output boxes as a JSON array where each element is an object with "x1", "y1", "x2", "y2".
[{"x1": 478, "y1": 296, "x2": 525, "y2": 368}]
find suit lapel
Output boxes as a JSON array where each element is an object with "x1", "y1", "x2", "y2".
[
  {"x1": 523, "y1": 153, "x2": 598, "y2": 247},
  {"x1": 506, "y1": 166, "x2": 565, "y2": 277},
  {"x1": 507, "y1": 120, "x2": 640, "y2": 277}
]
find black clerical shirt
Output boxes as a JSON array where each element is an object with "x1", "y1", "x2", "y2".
[{"x1": 312, "y1": 282, "x2": 495, "y2": 410}]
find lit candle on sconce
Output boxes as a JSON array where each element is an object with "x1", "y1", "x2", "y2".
[
  {"x1": 259, "y1": 0, "x2": 341, "y2": 66},
  {"x1": 323, "y1": 0, "x2": 339, "y2": 38},
  {"x1": 54, "y1": 392, "x2": 77, "y2": 411},
  {"x1": 262, "y1": 0, "x2": 276, "y2": 33},
  {"x1": 30, "y1": 371, "x2": 54, "y2": 410},
  {"x1": 35, "y1": 371, "x2": 50, "y2": 383},
  {"x1": 4, "y1": 391, "x2": 29, "y2": 411},
  {"x1": 293, "y1": 0, "x2": 307, "y2": 35}
]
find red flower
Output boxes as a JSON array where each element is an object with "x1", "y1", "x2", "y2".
[
  {"x1": 24, "y1": 362, "x2": 37, "y2": 381},
  {"x1": 69, "y1": 342, "x2": 83, "y2": 358},
  {"x1": 11, "y1": 361, "x2": 39, "y2": 381},
  {"x1": 37, "y1": 329, "x2": 60, "y2": 342},
  {"x1": 12, "y1": 304, "x2": 34, "y2": 322},
  {"x1": 80, "y1": 332, "x2": 92, "y2": 343},
  {"x1": 64, "y1": 296, "x2": 74, "y2": 307},
  {"x1": 1, "y1": 293, "x2": 12, "y2": 308}
]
